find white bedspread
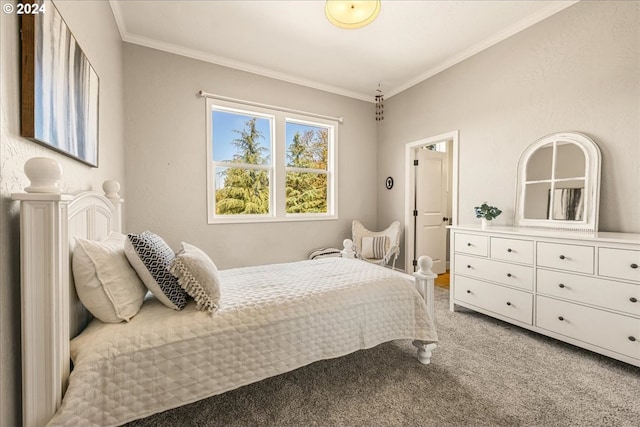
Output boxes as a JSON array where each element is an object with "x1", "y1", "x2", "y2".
[{"x1": 48, "y1": 258, "x2": 438, "y2": 426}]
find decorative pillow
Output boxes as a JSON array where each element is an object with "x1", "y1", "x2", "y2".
[
  {"x1": 72, "y1": 233, "x2": 147, "y2": 323},
  {"x1": 362, "y1": 236, "x2": 387, "y2": 259},
  {"x1": 169, "y1": 242, "x2": 221, "y2": 314},
  {"x1": 124, "y1": 231, "x2": 187, "y2": 310},
  {"x1": 308, "y1": 247, "x2": 342, "y2": 260}
]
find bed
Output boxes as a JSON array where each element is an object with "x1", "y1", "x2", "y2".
[{"x1": 13, "y1": 159, "x2": 438, "y2": 427}]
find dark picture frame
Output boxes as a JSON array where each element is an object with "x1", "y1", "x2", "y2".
[{"x1": 21, "y1": 0, "x2": 99, "y2": 167}]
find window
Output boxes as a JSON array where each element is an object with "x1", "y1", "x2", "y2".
[
  {"x1": 211, "y1": 109, "x2": 273, "y2": 216},
  {"x1": 206, "y1": 98, "x2": 337, "y2": 223},
  {"x1": 285, "y1": 121, "x2": 329, "y2": 214},
  {"x1": 423, "y1": 142, "x2": 447, "y2": 152}
]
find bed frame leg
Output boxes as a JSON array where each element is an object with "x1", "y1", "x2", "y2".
[
  {"x1": 413, "y1": 341, "x2": 438, "y2": 365},
  {"x1": 414, "y1": 256, "x2": 436, "y2": 322},
  {"x1": 413, "y1": 256, "x2": 437, "y2": 365}
]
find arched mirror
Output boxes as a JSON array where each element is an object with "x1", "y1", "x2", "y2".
[{"x1": 515, "y1": 132, "x2": 601, "y2": 231}]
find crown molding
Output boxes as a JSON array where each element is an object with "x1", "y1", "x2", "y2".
[
  {"x1": 109, "y1": 0, "x2": 579, "y2": 102},
  {"x1": 125, "y1": 33, "x2": 374, "y2": 102},
  {"x1": 108, "y1": 0, "x2": 127, "y2": 41},
  {"x1": 108, "y1": 1, "x2": 372, "y2": 102},
  {"x1": 385, "y1": 0, "x2": 579, "y2": 98}
]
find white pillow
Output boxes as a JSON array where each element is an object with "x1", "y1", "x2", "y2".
[
  {"x1": 361, "y1": 236, "x2": 387, "y2": 259},
  {"x1": 72, "y1": 233, "x2": 147, "y2": 323},
  {"x1": 169, "y1": 242, "x2": 221, "y2": 314}
]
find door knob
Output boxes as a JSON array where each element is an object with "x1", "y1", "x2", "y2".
[{"x1": 442, "y1": 217, "x2": 449, "y2": 222}]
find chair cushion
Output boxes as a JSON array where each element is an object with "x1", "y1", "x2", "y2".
[{"x1": 362, "y1": 236, "x2": 387, "y2": 259}]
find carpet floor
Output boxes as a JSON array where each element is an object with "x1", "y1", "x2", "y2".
[{"x1": 126, "y1": 287, "x2": 640, "y2": 427}]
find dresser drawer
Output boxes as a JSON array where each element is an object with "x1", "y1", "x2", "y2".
[
  {"x1": 537, "y1": 242, "x2": 594, "y2": 274},
  {"x1": 598, "y1": 248, "x2": 640, "y2": 283},
  {"x1": 490, "y1": 237, "x2": 534, "y2": 265},
  {"x1": 454, "y1": 233, "x2": 488, "y2": 257},
  {"x1": 537, "y1": 269, "x2": 640, "y2": 316},
  {"x1": 455, "y1": 254, "x2": 533, "y2": 290},
  {"x1": 536, "y1": 296, "x2": 640, "y2": 360},
  {"x1": 454, "y1": 276, "x2": 532, "y2": 324}
]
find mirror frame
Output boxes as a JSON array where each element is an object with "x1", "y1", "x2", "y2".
[{"x1": 515, "y1": 132, "x2": 601, "y2": 231}]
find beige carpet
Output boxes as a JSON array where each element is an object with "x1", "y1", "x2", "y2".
[{"x1": 126, "y1": 287, "x2": 640, "y2": 426}]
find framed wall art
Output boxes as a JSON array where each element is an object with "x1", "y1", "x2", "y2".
[{"x1": 21, "y1": 0, "x2": 99, "y2": 167}]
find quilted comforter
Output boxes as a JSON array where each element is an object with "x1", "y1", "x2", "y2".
[{"x1": 48, "y1": 258, "x2": 438, "y2": 426}]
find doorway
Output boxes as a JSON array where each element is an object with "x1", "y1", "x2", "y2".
[{"x1": 404, "y1": 131, "x2": 459, "y2": 274}]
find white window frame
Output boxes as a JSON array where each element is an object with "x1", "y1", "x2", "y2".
[{"x1": 206, "y1": 98, "x2": 338, "y2": 224}]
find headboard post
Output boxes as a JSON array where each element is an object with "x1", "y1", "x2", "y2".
[
  {"x1": 12, "y1": 193, "x2": 74, "y2": 427},
  {"x1": 102, "y1": 180, "x2": 123, "y2": 232},
  {"x1": 13, "y1": 158, "x2": 123, "y2": 427}
]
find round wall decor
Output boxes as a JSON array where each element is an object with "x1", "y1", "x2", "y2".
[{"x1": 385, "y1": 176, "x2": 394, "y2": 190}]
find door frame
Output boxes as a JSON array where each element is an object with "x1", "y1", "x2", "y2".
[{"x1": 404, "y1": 130, "x2": 459, "y2": 273}]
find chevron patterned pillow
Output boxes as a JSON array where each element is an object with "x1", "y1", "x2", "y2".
[{"x1": 125, "y1": 231, "x2": 187, "y2": 310}]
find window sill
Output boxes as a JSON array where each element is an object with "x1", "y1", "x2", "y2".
[{"x1": 208, "y1": 214, "x2": 338, "y2": 225}]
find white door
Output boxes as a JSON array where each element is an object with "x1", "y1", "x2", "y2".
[{"x1": 415, "y1": 148, "x2": 448, "y2": 274}]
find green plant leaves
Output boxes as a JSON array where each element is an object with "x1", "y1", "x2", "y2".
[{"x1": 474, "y1": 202, "x2": 502, "y2": 220}]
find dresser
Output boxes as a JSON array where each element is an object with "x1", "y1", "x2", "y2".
[{"x1": 449, "y1": 225, "x2": 640, "y2": 367}]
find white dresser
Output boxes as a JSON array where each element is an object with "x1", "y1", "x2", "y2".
[{"x1": 449, "y1": 225, "x2": 640, "y2": 367}]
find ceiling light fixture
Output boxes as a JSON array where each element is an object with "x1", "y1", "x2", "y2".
[{"x1": 325, "y1": 1, "x2": 381, "y2": 30}]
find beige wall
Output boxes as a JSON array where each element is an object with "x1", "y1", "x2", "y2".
[
  {"x1": 1, "y1": 0, "x2": 638, "y2": 422},
  {"x1": 123, "y1": 44, "x2": 377, "y2": 269},
  {"x1": 0, "y1": 2, "x2": 125, "y2": 423},
  {"x1": 378, "y1": 1, "x2": 640, "y2": 269}
]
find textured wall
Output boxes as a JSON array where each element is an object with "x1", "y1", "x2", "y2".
[
  {"x1": 377, "y1": 0, "x2": 640, "y2": 269},
  {"x1": 123, "y1": 44, "x2": 377, "y2": 269},
  {"x1": 0, "y1": 2, "x2": 125, "y2": 423},
  {"x1": 2, "y1": 0, "x2": 638, "y2": 423}
]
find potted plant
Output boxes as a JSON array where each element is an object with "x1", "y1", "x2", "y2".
[{"x1": 474, "y1": 202, "x2": 502, "y2": 228}]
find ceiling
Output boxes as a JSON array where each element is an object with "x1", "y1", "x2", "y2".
[{"x1": 109, "y1": 0, "x2": 577, "y2": 102}]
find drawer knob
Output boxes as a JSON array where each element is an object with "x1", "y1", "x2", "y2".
[
  {"x1": 558, "y1": 283, "x2": 565, "y2": 288},
  {"x1": 631, "y1": 263, "x2": 639, "y2": 269},
  {"x1": 507, "y1": 273, "x2": 512, "y2": 278},
  {"x1": 507, "y1": 248, "x2": 512, "y2": 253},
  {"x1": 629, "y1": 336, "x2": 637, "y2": 342},
  {"x1": 467, "y1": 265, "x2": 471, "y2": 269},
  {"x1": 558, "y1": 316, "x2": 565, "y2": 321},
  {"x1": 467, "y1": 243, "x2": 472, "y2": 247},
  {"x1": 466, "y1": 290, "x2": 471, "y2": 294},
  {"x1": 559, "y1": 255, "x2": 566, "y2": 260},
  {"x1": 506, "y1": 301, "x2": 511, "y2": 306},
  {"x1": 630, "y1": 297, "x2": 638, "y2": 303}
]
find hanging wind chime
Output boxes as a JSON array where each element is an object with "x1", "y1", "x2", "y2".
[{"x1": 375, "y1": 83, "x2": 384, "y2": 121}]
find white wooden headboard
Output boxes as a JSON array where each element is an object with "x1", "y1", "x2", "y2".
[
  {"x1": 12, "y1": 158, "x2": 123, "y2": 427},
  {"x1": 12, "y1": 158, "x2": 437, "y2": 427}
]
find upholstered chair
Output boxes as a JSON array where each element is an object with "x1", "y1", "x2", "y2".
[{"x1": 351, "y1": 220, "x2": 401, "y2": 269}]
